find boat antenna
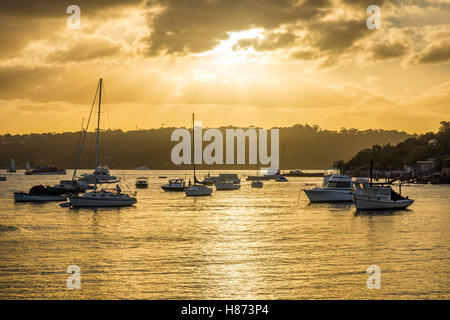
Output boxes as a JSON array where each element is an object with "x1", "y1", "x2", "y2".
[
  {"x1": 192, "y1": 113, "x2": 196, "y2": 185},
  {"x1": 95, "y1": 78, "x2": 103, "y2": 171},
  {"x1": 369, "y1": 159, "x2": 373, "y2": 186}
]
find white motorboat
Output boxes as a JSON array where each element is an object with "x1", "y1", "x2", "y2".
[
  {"x1": 184, "y1": 113, "x2": 213, "y2": 197},
  {"x1": 185, "y1": 184, "x2": 213, "y2": 196},
  {"x1": 214, "y1": 180, "x2": 241, "y2": 191},
  {"x1": 161, "y1": 178, "x2": 185, "y2": 192},
  {"x1": 79, "y1": 165, "x2": 118, "y2": 183},
  {"x1": 352, "y1": 179, "x2": 414, "y2": 211},
  {"x1": 303, "y1": 174, "x2": 353, "y2": 202},
  {"x1": 135, "y1": 177, "x2": 149, "y2": 188},
  {"x1": 51, "y1": 180, "x2": 89, "y2": 193},
  {"x1": 7, "y1": 159, "x2": 16, "y2": 173},
  {"x1": 68, "y1": 189, "x2": 137, "y2": 207}
]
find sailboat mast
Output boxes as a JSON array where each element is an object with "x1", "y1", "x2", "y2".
[
  {"x1": 192, "y1": 113, "x2": 196, "y2": 183},
  {"x1": 95, "y1": 78, "x2": 102, "y2": 170}
]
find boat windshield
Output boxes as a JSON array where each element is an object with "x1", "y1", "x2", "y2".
[
  {"x1": 324, "y1": 168, "x2": 340, "y2": 176},
  {"x1": 326, "y1": 181, "x2": 351, "y2": 188}
]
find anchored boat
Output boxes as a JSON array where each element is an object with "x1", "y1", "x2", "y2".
[
  {"x1": 161, "y1": 178, "x2": 186, "y2": 192},
  {"x1": 14, "y1": 185, "x2": 66, "y2": 203},
  {"x1": 184, "y1": 113, "x2": 213, "y2": 197},
  {"x1": 303, "y1": 174, "x2": 353, "y2": 202},
  {"x1": 65, "y1": 78, "x2": 136, "y2": 208}
]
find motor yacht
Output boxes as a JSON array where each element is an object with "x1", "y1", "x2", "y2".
[
  {"x1": 352, "y1": 179, "x2": 414, "y2": 210},
  {"x1": 303, "y1": 174, "x2": 353, "y2": 202}
]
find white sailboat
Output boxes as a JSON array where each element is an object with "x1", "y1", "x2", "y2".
[
  {"x1": 7, "y1": 159, "x2": 16, "y2": 173},
  {"x1": 67, "y1": 78, "x2": 137, "y2": 208},
  {"x1": 185, "y1": 113, "x2": 213, "y2": 197}
]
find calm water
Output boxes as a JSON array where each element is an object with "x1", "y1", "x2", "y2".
[{"x1": 0, "y1": 170, "x2": 449, "y2": 299}]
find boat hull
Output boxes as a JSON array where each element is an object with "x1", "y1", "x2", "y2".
[
  {"x1": 214, "y1": 183, "x2": 241, "y2": 191},
  {"x1": 161, "y1": 185, "x2": 185, "y2": 192},
  {"x1": 353, "y1": 195, "x2": 414, "y2": 210},
  {"x1": 303, "y1": 189, "x2": 353, "y2": 202},
  {"x1": 185, "y1": 186, "x2": 213, "y2": 196},
  {"x1": 251, "y1": 181, "x2": 263, "y2": 188},
  {"x1": 14, "y1": 193, "x2": 67, "y2": 203},
  {"x1": 68, "y1": 196, "x2": 137, "y2": 207}
]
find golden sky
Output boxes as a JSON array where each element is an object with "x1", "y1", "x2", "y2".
[{"x1": 0, "y1": 0, "x2": 449, "y2": 134}]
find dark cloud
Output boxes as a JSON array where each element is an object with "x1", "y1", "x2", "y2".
[
  {"x1": 372, "y1": 42, "x2": 407, "y2": 60},
  {"x1": 415, "y1": 40, "x2": 450, "y2": 64},
  {"x1": 146, "y1": 0, "x2": 332, "y2": 55},
  {"x1": 233, "y1": 32, "x2": 296, "y2": 51},
  {"x1": 308, "y1": 19, "x2": 368, "y2": 52},
  {"x1": 291, "y1": 50, "x2": 318, "y2": 60},
  {"x1": 341, "y1": 0, "x2": 386, "y2": 8},
  {"x1": 0, "y1": 1, "x2": 143, "y2": 17}
]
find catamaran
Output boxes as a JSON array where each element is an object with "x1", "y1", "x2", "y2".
[
  {"x1": 184, "y1": 113, "x2": 213, "y2": 197},
  {"x1": 66, "y1": 78, "x2": 137, "y2": 208}
]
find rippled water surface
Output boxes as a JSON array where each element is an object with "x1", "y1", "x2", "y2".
[{"x1": 0, "y1": 170, "x2": 449, "y2": 299}]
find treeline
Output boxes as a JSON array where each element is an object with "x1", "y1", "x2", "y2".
[
  {"x1": 0, "y1": 124, "x2": 413, "y2": 170},
  {"x1": 335, "y1": 121, "x2": 450, "y2": 171}
]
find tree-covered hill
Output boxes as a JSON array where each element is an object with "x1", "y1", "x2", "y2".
[
  {"x1": 336, "y1": 121, "x2": 450, "y2": 172},
  {"x1": 0, "y1": 124, "x2": 414, "y2": 170}
]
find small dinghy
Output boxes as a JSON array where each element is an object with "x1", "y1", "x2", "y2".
[
  {"x1": 14, "y1": 185, "x2": 67, "y2": 203},
  {"x1": 135, "y1": 177, "x2": 149, "y2": 188}
]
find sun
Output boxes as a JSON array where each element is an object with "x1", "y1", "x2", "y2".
[{"x1": 197, "y1": 28, "x2": 265, "y2": 66}]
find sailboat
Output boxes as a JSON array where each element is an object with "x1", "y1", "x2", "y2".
[
  {"x1": 67, "y1": 79, "x2": 137, "y2": 208},
  {"x1": 185, "y1": 113, "x2": 213, "y2": 197},
  {"x1": 7, "y1": 159, "x2": 16, "y2": 173},
  {"x1": 251, "y1": 164, "x2": 263, "y2": 188},
  {"x1": 275, "y1": 145, "x2": 288, "y2": 182}
]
